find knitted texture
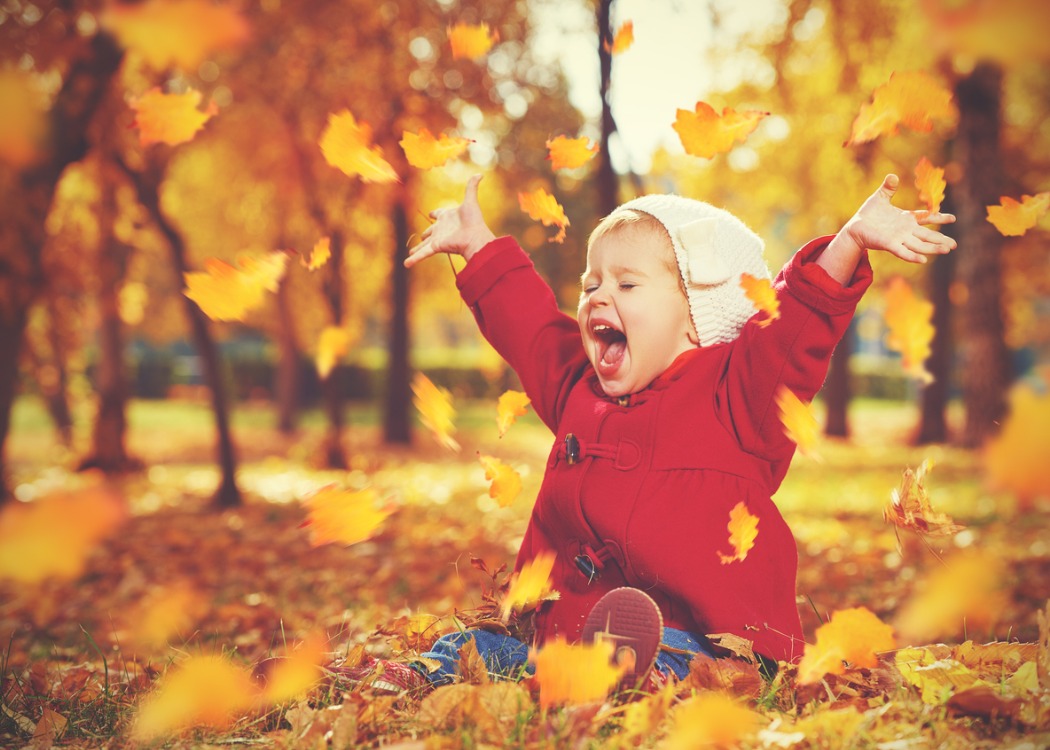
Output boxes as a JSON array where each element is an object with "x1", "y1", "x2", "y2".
[{"x1": 609, "y1": 195, "x2": 771, "y2": 347}]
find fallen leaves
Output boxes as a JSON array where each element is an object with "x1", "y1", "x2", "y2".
[
  {"x1": 661, "y1": 692, "x2": 761, "y2": 749},
  {"x1": 320, "y1": 110, "x2": 400, "y2": 183},
  {"x1": 300, "y1": 486, "x2": 394, "y2": 548},
  {"x1": 183, "y1": 251, "x2": 289, "y2": 322},
  {"x1": 546, "y1": 135, "x2": 598, "y2": 171},
  {"x1": 130, "y1": 87, "x2": 218, "y2": 147},
  {"x1": 882, "y1": 276, "x2": 935, "y2": 384},
  {"x1": 986, "y1": 192, "x2": 1050, "y2": 237},
  {"x1": 530, "y1": 637, "x2": 621, "y2": 709},
  {"x1": 845, "y1": 70, "x2": 956, "y2": 146},
  {"x1": 518, "y1": 187, "x2": 570, "y2": 243},
  {"x1": 717, "y1": 501, "x2": 759, "y2": 565},
  {"x1": 412, "y1": 372, "x2": 460, "y2": 451},
  {"x1": 673, "y1": 102, "x2": 768, "y2": 159},
  {"x1": 797, "y1": 607, "x2": 897, "y2": 684},
  {"x1": 400, "y1": 128, "x2": 472, "y2": 169}
]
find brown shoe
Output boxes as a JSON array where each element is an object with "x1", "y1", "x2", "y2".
[{"x1": 581, "y1": 587, "x2": 663, "y2": 691}]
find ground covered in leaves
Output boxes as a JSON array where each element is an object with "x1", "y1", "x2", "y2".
[{"x1": 2, "y1": 397, "x2": 1049, "y2": 748}]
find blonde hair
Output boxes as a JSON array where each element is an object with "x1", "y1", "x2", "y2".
[{"x1": 588, "y1": 210, "x2": 685, "y2": 294}]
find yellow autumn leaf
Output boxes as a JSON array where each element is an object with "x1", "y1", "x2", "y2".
[
  {"x1": 895, "y1": 647, "x2": 987, "y2": 705},
  {"x1": 303, "y1": 237, "x2": 331, "y2": 271},
  {"x1": 986, "y1": 192, "x2": 1050, "y2": 237},
  {"x1": 400, "y1": 128, "x2": 471, "y2": 169},
  {"x1": 315, "y1": 325, "x2": 351, "y2": 380},
  {"x1": 132, "y1": 655, "x2": 254, "y2": 740},
  {"x1": 447, "y1": 21, "x2": 498, "y2": 60},
  {"x1": 673, "y1": 102, "x2": 768, "y2": 159},
  {"x1": 0, "y1": 69, "x2": 48, "y2": 167},
  {"x1": 915, "y1": 156, "x2": 946, "y2": 214},
  {"x1": 883, "y1": 276, "x2": 934, "y2": 383},
  {"x1": 797, "y1": 607, "x2": 897, "y2": 684},
  {"x1": 739, "y1": 273, "x2": 779, "y2": 327},
  {"x1": 412, "y1": 372, "x2": 460, "y2": 451},
  {"x1": 545, "y1": 135, "x2": 598, "y2": 171},
  {"x1": 259, "y1": 635, "x2": 326, "y2": 705},
  {"x1": 131, "y1": 88, "x2": 218, "y2": 147},
  {"x1": 300, "y1": 486, "x2": 394, "y2": 548},
  {"x1": 884, "y1": 460, "x2": 965, "y2": 538},
  {"x1": 530, "y1": 637, "x2": 621, "y2": 709},
  {"x1": 775, "y1": 385, "x2": 820, "y2": 458},
  {"x1": 496, "y1": 390, "x2": 531, "y2": 437},
  {"x1": 183, "y1": 251, "x2": 289, "y2": 322},
  {"x1": 319, "y1": 110, "x2": 400, "y2": 183},
  {"x1": 0, "y1": 485, "x2": 126, "y2": 584},
  {"x1": 983, "y1": 382, "x2": 1050, "y2": 503},
  {"x1": 500, "y1": 551, "x2": 556, "y2": 621},
  {"x1": 518, "y1": 187, "x2": 569, "y2": 243},
  {"x1": 102, "y1": 0, "x2": 249, "y2": 72},
  {"x1": 478, "y1": 454, "x2": 522, "y2": 508},
  {"x1": 621, "y1": 681, "x2": 676, "y2": 744},
  {"x1": 717, "y1": 501, "x2": 759, "y2": 565},
  {"x1": 605, "y1": 20, "x2": 634, "y2": 55},
  {"x1": 845, "y1": 70, "x2": 955, "y2": 146},
  {"x1": 125, "y1": 583, "x2": 208, "y2": 652},
  {"x1": 660, "y1": 692, "x2": 761, "y2": 749}
]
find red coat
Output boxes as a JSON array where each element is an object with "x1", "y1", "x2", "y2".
[{"x1": 456, "y1": 235, "x2": 872, "y2": 663}]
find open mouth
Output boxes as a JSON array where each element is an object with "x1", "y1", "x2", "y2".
[{"x1": 592, "y1": 323, "x2": 627, "y2": 369}]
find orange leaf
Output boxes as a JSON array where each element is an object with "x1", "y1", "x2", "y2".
[
  {"x1": 496, "y1": 390, "x2": 531, "y2": 437},
  {"x1": 131, "y1": 87, "x2": 217, "y2": 147},
  {"x1": 319, "y1": 110, "x2": 400, "y2": 184},
  {"x1": 501, "y1": 551, "x2": 557, "y2": 621},
  {"x1": 412, "y1": 373, "x2": 460, "y2": 451},
  {"x1": 545, "y1": 135, "x2": 599, "y2": 171},
  {"x1": 315, "y1": 325, "x2": 351, "y2": 380},
  {"x1": 447, "y1": 22, "x2": 498, "y2": 60},
  {"x1": 0, "y1": 485, "x2": 126, "y2": 584},
  {"x1": 400, "y1": 128, "x2": 472, "y2": 169},
  {"x1": 914, "y1": 157, "x2": 946, "y2": 213},
  {"x1": 300, "y1": 486, "x2": 393, "y2": 548},
  {"x1": 132, "y1": 655, "x2": 253, "y2": 740},
  {"x1": 258, "y1": 635, "x2": 326, "y2": 705},
  {"x1": 673, "y1": 102, "x2": 768, "y2": 159},
  {"x1": 983, "y1": 382, "x2": 1050, "y2": 503},
  {"x1": 303, "y1": 237, "x2": 331, "y2": 271},
  {"x1": 102, "y1": 0, "x2": 249, "y2": 71},
  {"x1": 125, "y1": 583, "x2": 208, "y2": 652},
  {"x1": 883, "y1": 276, "x2": 934, "y2": 383},
  {"x1": 530, "y1": 637, "x2": 620, "y2": 708},
  {"x1": 663, "y1": 692, "x2": 761, "y2": 748},
  {"x1": 846, "y1": 70, "x2": 955, "y2": 146},
  {"x1": 739, "y1": 273, "x2": 780, "y2": 327},
  {"x1": 986, "y1": 192, "x2": 1049, "y2": 237},
  {"x1": 604, "y1": 20, "x2": 634, "y2": 55},
  {"x1": 518, "y1": 188, "x2": 569, "y2": 243},
  {"x1": 797, "y1": 607, "x2": 896, "y2": 684},
  {"x1": 478, "y1": 454, "x2": 522, "y2": 509},
  {"x1": 717, "y1": 501, "x2": 759, "y2": 565},
  {"x1": 183, "y1": 251, "x2": 289, "y2": 322},
  {"x1": 775, "y1": 385, "x2": 820, "y2": 458},
  {"x1": 0, "y1": 69, "x2": 47, "y2": 167},
  {"x1": 883, "y1": 460, "x2": 965, "y2": 538}
]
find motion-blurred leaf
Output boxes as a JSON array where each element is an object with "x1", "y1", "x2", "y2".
[
  {"x1": 605, "y1": 20, "x2": 635, "y2": 55},
  {"x1": 673, "y1": 102, "x2": 768, "y2": 159},
  {"x1": 845, "y1": 71, "x2": 955, "y2": 146},
  {"x1": 447, "y1": 22, "x2": 497, "y2": 60},
  {"x1": 412, "y1": 373, "x2": 460, "y2": 451},
  {"x1": 126, "y1": 583, "x2": 208, "y2": 652},
  {"x1": 303, "y1": 237, "x2": 331, "y2": 271},
  {"x1": 131, "y1": 88, "x2": 217, "y2": 147},
  {"x1": 883, "y1": 276, "x2": 934, "y2": 383},
  {"x1": 319, "y1": 110, "x2": 399, "y2": 183},
  {"x1": 501, "y1": 551, "x2": 556, "y2": 621},
  {"x1": 400, "y1": 129, "x2": 471, "y2": 169},
  {"x1": 884, "y1": 459, "x2": 965, "y2": 538},
  {"x1": 740, "y1": 273, "x2": 779, "y2": 327},
  {"x1": 546, "y1": 135, "x2": 598, "y2": 171},
  {"x1": 518, "y1": 187, "x2": 569, "y2": 243},
  {"x1": 661, "y1": 692, "x2": 761, "y2": 749},
  {"x1": 717, "y1": 501, "x2": 759, "y2": 565},
  {"x1": 530, "y1": 637, "x2": 620, "y2": 708},
  {"x1": 915, "y1": 157, "x2": 946, "y2": 213},
  {"x1": 986, "y1": 192, "x2": 1049, "y2": 237},
  {"x1": 183, "y1": 251, "x2": 289, "y2": 322},
  {"x1": 775, "y1": 385, "x2": 820, "y2": 458},
  {"x1": 259, "y1": 635, "x2": 325, "y2": 705},
  {"x1": 983, "y1": 382, "x2": 1050, "y2": 503},
  {"x1": 315, "y1": 325, "x2": 351, "y2": 380},
  {"x1": 496, "y1": 390, "x2": 531, "y2": 437},
  {"x1": 797, "y1": 607, "x2": 896, "y2": 684},
  {"x1": 300, "y1": 486, "x2": 393, "y2": 548}
]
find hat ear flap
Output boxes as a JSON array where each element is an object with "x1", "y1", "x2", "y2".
[{"x1": 677, "y1": 218, "x2": 732, "y2": 286}]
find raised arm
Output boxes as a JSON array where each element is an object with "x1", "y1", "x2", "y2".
[{"x1": 405, "y1": 174, "x2": 495, "y2": 268}]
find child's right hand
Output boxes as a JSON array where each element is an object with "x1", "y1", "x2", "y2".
[{"x1": 405, "y1": 174, "x2": 496, "y2": 268}]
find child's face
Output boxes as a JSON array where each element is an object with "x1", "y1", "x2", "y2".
[{"x1": 577, "y1": 226, "x2": 697, "y2": 397}]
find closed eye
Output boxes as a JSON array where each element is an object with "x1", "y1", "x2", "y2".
[{"x1": 618, "y1": 282, "x2": 636, "y2": 291}]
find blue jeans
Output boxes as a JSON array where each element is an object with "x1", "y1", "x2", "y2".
[{"x1": 418, "y1": 626, "x2": 712, "y2": 686}]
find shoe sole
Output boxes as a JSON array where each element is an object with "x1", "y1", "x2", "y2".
[{"x1": 580, "y1": 587, "x2": 663, "y2": 690}]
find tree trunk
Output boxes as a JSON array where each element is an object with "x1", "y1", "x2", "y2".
[
  {"x1": 384, "y1": 192, "x2": 412, "y2": 445},
  {"x1": 596, "y1": 0, "x2": 619, "y2": 216},
  {"x1": 952, "y1": 63, "x2": 1011, "y2": 447},
  {"x1": 274, "y1": 273, "x2": 301, "y2": 435},
  {"x1": 320, "y1": 230, "x2": 347, "y2": 468},
  {"x1": 823, "y1": 326, "x2": 852, "y2": 438},
  {"x1": 0, "y1": 307, "x2": 29, "y2": 501}
]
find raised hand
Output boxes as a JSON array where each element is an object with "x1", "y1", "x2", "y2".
[{"x1": 405, "y1": 174, "x2": 496, "y2": 268}]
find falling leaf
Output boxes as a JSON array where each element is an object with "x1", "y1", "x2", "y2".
[
  {"x1": 621, "y1": 681, "x2": 676, "y2": 743},
  {"x1": 986, "y1": 192, "x2": 1049, "y2": 237},
  {"x1": 673, "y1": 102, "x2": 769, "y2": 159},
  {"x1": 883, "y1": 276, "x2": 934, "y2": 383},
  {"x1": 448, "y1": 22, "x2": 498, "y2": 60},
  {"x1": 518, "y1": 187, "x2": 569, "y2": 243},
  {"x1": 604, "y1": 20, "x2": 635, "y2": 55},
  {"x1": 126, "y1": 583, "x2": 208, "y2": 652},
  {"x1": 500, "y1": 551, "x2": 556, "y2": 621},
  {"x1": 412, "y1": 372, "x2": 460, "y2": 451},
  {"x1": 530, "y1": 637, "x2": 621, "y2": 708},
  {"x1": 132, "y1": 655, "x2": 253, "y2": 740},
  {"x1": 300, "y1": 486, "x2": 394, "y2": 548},
  {"x1": 845, "y1": 70, "x2": 955, "y2": 146},
  {"x1": 400, "y1": 129, "x2": 471, "y2": 169},
  {"x1": 717, "y1": 501, "x2": 759, "y2": 565},
  {"x1": 0, "y1": 485, "x2": 126, "y2": 584},
  {"x1": 739, "y1": 273, "x2": 780, "y2": 327},
  {"x1": 478, "y1": 454, "x2": 522, "y2": 508},
  {"x1": 496, "y1": 390, "x2": 531, "y2": 437},
  {"x1": 546, "y1": 135, "x2": 599, "y2": 171},
  {"x1": 0, "y1": 69, "x2": 47, "y2": 167},
  {"x1": 915, "y1": 157, "x2": 946, "y2": 213},
  {"x1": 183, "y1": 251, "x2": 289, "y2": 322},
  {"x1": 130, "y1": 88, "x2": 218, "y2": 147},
  {"x1": 895, "y1": 551, "x2": 1008, "y2": 643},
  {"x1": 797, "y1": 607, "x2": 896, "y2": 684},
  {"x1": 775, "y1": 385, "x2": 820, "y2": 458},
  {"x1": 258, "y1": 635, "x2": 326, "y2": 705},
  {"x1": 315, "y1": 325, "x2": 351, "y2": 380},
  {"x1": 983, "y1": 382, "x2": 1050, "y2": 503},
  {"x1": 102, "y1": 0, "x2": 249, "y2": 72},
  {"x1": 661, "y1": 692, "x2": 761, "y2": 749},
  {"x1": 303, "y1": 237, "x2": 331, "y2": 271},
  {"x1": 319, "y1": 110, "x2": 400, "y2": 183},
  {"x1": 884, "y1": 459, "x2": 965, "y2": 540}
]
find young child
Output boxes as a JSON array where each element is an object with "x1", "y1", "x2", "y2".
[{"x1": 342, "y1": 173, "x2": 955, "y2": 694}]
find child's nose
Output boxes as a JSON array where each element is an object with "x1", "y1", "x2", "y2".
[{"x1": 588, "y1": 286, "x2": 610, "y2": 306}]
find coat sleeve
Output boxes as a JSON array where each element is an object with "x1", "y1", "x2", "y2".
[
  {"x1": 718, "y1": 236, "x2": 873, "y2": 479},
  {"x1": 456, "y1": 237, "x2": 590, "y2": 433}
]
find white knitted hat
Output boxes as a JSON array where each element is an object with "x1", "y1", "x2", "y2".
[{"x1": 607, "y1": 194, "x2": 771, "y2": 347}]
